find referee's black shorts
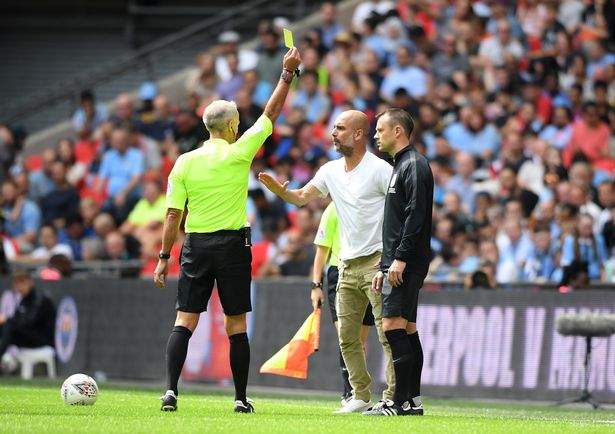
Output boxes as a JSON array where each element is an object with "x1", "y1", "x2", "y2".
[
  {"x1": 381, "y1": 272, "x2": 424, "y2": 322},
  {"x1": 326, "y1": 266, "x2": 375, "y2": 326},
  {"x1": 177, "y1": 230, "x2": 252, "y2": 316}
]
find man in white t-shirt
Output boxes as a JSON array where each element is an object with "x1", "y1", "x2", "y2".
[{"x1": 258, "y1": 110, "x2": 394, "y2": 413}]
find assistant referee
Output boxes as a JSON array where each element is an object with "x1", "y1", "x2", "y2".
[{"x1": 154, "y1": 47, "x2": 301, "y2": 413}]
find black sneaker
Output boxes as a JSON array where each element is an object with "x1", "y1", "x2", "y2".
[
  {"x1": 362, "y1": 399, "x2": 407, "y2": 416},
  {"x1": 160, "y1": 390, "x2": 177, "y2": 412},
  {"x1": 234, "y1": 398, "x2": 255, "y2": 413},
  {"x1": 405, "y1": 396, "x2": 424, "y2": 416}
]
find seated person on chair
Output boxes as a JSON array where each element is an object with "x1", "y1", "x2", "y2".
[{"x1": 0, "y1": 269, "x2": 56, "y2": 360}]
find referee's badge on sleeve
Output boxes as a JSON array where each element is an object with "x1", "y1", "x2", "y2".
[{"x1": 316, "y1": 227, "x2": 325, "y2": 240}]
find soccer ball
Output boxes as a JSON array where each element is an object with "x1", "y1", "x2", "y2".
[{"x1": 60, "y1": 374, "x2": 98, "y2": 405}]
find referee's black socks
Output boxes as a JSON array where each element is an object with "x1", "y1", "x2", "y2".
[
  {"x1": 165, "y1": 326, "x2": 193, "y2": 396},
  {"x1": 385, "y1": 329, "x2": 412, "y2": 406},
  {"x1": 407, "y1": 331, "x2": 423, "y2": 404},
  {"x1": 229, "y1": 332, "x2": 250, "y2": 403}
]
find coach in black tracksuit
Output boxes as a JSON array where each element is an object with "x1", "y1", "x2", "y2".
[{"x1": 365, "y1": 108, "x2": 433, "y2": 417}]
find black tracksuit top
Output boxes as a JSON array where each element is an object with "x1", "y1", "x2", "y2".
[{"x1": 381, "y1": 145, "x2": 434, "y2": 276}]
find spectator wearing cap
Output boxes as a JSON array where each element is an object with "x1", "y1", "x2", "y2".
[
  {"x1": 256, "y1": 23, "x2": 286, "y2": 85},
  {"x1": 29, "y1": 224, "x2": 73, "y2": 261},
  {"x1": 215, "y1": 31, "x2": 258, "y2": 82},
  {"x1": 135, "y1": 83, "x2": 173, "y2": 143},
  {"x1": 96, "y1": 128, "x2": 144, "y2": 223},
  {"x1": 40, "y1": 161, "x2": 79, "y2": 226},
  {"x1": 291, "y1": 71, "x2": 331, "y2": 124},
  {"x1": 380, "y1": 46, "x2": 428, "y2": 101},
  {"x1": 1, "y1": 179, "x2": 41, "y2": 252},
  {"x1": 71, "y1": 90, "x2": 108, "y2": 135}
]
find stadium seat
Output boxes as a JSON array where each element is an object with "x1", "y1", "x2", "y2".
[{"x1": 16, "y1": 346, "x2": 56, "y2": 380}]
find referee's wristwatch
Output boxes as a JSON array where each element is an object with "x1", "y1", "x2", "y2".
[
  {"x1": 310, "y1": 281, "x2": 323, "y2": 289},
  {"x1": 158, "y1": 251, "x2": 171, "y2": 260}
]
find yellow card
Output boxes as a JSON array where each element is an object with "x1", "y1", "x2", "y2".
[{"x1": 283, "y1": 28, "x2": 294, "y2": 48}]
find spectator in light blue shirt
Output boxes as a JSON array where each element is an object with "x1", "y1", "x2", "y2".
[
  {"x1": 318, "y1": 2, "x2": 344, "y2": 50},
  {"x1": 1, "y1": 179, "x2": 41, "y2": 252},
  {"x1": 97, "y1": 128, "x2": 144, "y2": 223},
  {"x1": 560, "y1": 214, "x2": 608, "y2": 281},
  {"x1": 380, "y1": 46, "x2": 428, "y2": 101},
  {"x1": 443, "y1": 108, "x2": 500, "y2": 159},
  {"x1": 28, "y1": 148, "x2": 57, "y2": 203},
  {"x1": 524, "y1": 223, "x2": 557, "y2": 282},
  {"x1": 291, "y1": 71, "x2": 330, "y2": 124},
  {"x1": 445, "y1": 152, "x2": 477, "y2": 214},
  {"x1": 496, "y1": 218, "x2": 535, "y2": 283}
]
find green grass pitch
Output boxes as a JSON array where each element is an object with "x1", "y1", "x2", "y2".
[{"x1": 1, "y1": 381, "x2": 614, "y2": 433}]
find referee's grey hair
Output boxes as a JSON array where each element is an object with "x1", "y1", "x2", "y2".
[{"x1": 202, "y1": 100, "x2": 239, "y2": 133}]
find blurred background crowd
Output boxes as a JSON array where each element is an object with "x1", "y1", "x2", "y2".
[{"x1": 0, "y1": 0, "x2": 614, "y2": 288}]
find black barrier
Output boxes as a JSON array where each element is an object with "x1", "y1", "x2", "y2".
[{"x1": 1, "y1": 277, "x2": 614, "y2": 403}]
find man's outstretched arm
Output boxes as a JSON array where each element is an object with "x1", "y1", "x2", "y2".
[
  {"x1": 263, "y1": 47, "x2": 301, "y2": 123},
  {"x1": 258, "y1": 172, "x2": 322, "y2": 207}
]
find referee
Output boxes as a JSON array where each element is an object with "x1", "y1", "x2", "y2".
[
  {"x1": 154, "y1": 47, "x2": 301, "y2": 413},
  {"x1": 364, "y1": 108, "x2": 433, "y2": 417},
  {"x1": 311, "y1": 201, "x2": 375, "y2": 405}
]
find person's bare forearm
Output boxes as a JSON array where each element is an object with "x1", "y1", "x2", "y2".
[
  {"x1": 312, "y1": 245, "x2": 330, "y2": 283},
  {"x1": 279, "y1": 188, "x2": 309, "y2": 207},
  {"x1": 263, "y1": 75, "x2": 292, "y2": 123},
  {"x1": 161, "y1": 208, "x2": 183, "y2": 254}
]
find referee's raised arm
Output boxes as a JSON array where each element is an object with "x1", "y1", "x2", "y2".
[{"x1": 264, "y1": 47, "x2": 301, "y2": 123}]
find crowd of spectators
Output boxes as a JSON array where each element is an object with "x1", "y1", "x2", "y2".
[{"x1": 0, "y1": 0, "x2": 614, "y2": 288}]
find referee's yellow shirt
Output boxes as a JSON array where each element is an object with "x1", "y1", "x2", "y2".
[{"x1": 166, "y1": 114, "x2": 273, "y2": 233}]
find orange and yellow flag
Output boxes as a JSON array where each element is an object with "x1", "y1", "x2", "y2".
[{"x1": 259, "y1": 308, "x2": 321, "y2": 379}]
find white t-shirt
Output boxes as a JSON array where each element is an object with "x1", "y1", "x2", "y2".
[
  {"x1": 308, "y1": 152, "x2": 392, "y2": 261},
  {"x1": 31, "y1": 244, "x2": 74, "y2": 261}
]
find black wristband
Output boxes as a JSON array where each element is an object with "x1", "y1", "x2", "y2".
[
  {"x1": 310, "y1": 281, "x2": 322, "y2": 289},
  {"x1": 158, "y1": 252, "x2": 171, "y2": 260}
]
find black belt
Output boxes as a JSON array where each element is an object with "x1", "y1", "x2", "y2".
[{"x1": 188, "y1": 227, "x2": 251, "y2": 246}]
